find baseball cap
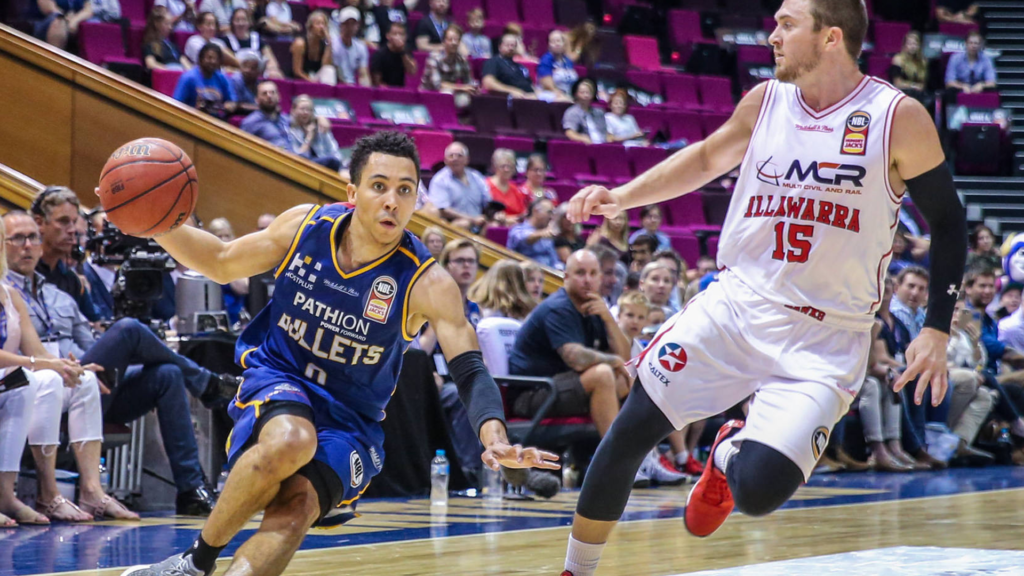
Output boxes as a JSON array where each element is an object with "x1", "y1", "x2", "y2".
[{"x1": 339, "y1": 6, "x2": 360, "y2": 23}]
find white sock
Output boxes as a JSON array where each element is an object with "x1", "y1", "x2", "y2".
[
  {"x1": 675, "y1": 450, "x2": 689, "y2": 467},
  {"x1": 565, "y1": 535, "x2": 604, "y2": 576},
  {"x1": 713, "y1": 439, "x2": 739, "y2": 474}
]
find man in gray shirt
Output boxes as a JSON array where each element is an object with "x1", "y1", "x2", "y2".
[
  {"x1": 427, "y1": 141, "x2": 491, "y2": 231},
  {"x1": 332, "y1": 7, "x2": 370, "y2": 86}
]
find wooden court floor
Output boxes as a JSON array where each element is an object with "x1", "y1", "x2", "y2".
[{"x1": 14, "y1": 467, "x2": 1024, "y2": 576}]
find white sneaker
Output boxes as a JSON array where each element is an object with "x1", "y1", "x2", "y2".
[
  {"x1": 633, "y1": 467, "x2": 651, "y2": 489},
  {"x1": 640, "y1": 451, "x2": 689, "y2": 486},
  {"x1": 120, "y1": 553, "x2": 208, "y2": 576}
]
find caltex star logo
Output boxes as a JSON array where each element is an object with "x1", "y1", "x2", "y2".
[{"x1": 658, "y1": 343, "x2": 687, "y2": 373}]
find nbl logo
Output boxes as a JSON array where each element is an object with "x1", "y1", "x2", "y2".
[{"x1": 363, "y1": 276, "x2": 398, "y2": 324}]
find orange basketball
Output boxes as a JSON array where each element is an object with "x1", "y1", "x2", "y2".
[{"x1": 96, "y1": 138, "x2": 198, "y2": 237}]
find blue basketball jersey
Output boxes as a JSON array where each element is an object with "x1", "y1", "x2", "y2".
[{"x1": 235, "y1": 203, "x2": 436, "y2": 421}]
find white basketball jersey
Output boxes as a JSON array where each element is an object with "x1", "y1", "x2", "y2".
[{"x1": 717, "y1": 76, "x2": 906, "y2": 329}]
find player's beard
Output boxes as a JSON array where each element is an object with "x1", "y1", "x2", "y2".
[{"x1": 774, "y1": 43, "x2": 822, "y2": 83}]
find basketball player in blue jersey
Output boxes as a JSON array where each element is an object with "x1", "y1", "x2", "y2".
[{"x1": 121, "y1": 132, "x2": 559, "y2": 576}]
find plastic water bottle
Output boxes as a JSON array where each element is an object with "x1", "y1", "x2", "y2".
[
  {"x1": 99, "y1": 457, "x2": 110, "y2": 493},
  {"x1": 430, "y1": 450, "x2": 450, "y2": 507},
  {"x1": 482, "y1": 466, "x2": 502, "y2": 505}
]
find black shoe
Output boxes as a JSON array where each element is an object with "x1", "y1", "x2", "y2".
[
  {"x1": 200, "y1": 374, "x2": 241, "y2": 409},
  {"x1": 525, "y1": 470, "x2": 560, "y2": 499},
  {"x1": 950, "y1": 444, "x2": 996, "y2": 468},
  {"x1": 176, "y1": 486, "x2": 216, "y2": 516}
]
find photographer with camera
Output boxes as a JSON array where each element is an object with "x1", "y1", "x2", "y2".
[{"x1": 4, "y1": 209, "x2": 240, "y2": 516}]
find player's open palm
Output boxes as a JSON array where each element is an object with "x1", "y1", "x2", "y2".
[
  {"x1": 568, "y1": 185, "x2": 622, "y2": 223},
  {"x1": 893, "y1": 327, "x2": 949, "y2": 407},
  {"x1": 482, "y1": 442, "x2": 561, "y2": 472}
]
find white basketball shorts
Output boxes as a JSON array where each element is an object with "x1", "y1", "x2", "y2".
[{"x1": 636, "y1": 270, "x2": 871, "y2": 480}]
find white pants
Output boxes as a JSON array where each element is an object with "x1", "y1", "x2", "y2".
[
  {"x1": 0, "y1": 384, "x2": 34, "y2": 472},
  {"x1": 637, "y1": 271, "x2": 871, "y2": 479},
  {"x1": 27, "y1": 369, "x2": 103, "y2": 447}
]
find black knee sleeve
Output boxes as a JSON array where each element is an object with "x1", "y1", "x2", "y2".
[
  {"x1": 576, "y1": 382, "x2": 676, "y2": 522},
  {"x1": 726, "y1": 441, "x2": 803, "y2": 517}
]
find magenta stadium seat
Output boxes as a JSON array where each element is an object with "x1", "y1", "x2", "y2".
[
  {"x1": 419, "y1": 91, "x2": 471, "y2": 132},
  {"x1": 628, "y1": 146, "x2": 668, "y2": 176},
  {"x1": 939, "y1": 21, "x2": 979, "y2": 37},
  {"x1": 624, "y1": 35, "x2": 662, "y2": 71},
  {"x1": 697, "y1": 75, "x2": 734, "y2": 113},
  {"x1": 706, "y1": 234, "x2": 719, "y2": 259},
  {"x1": 662, "y1": 73, "x2": 701, "y2": 109},
  {"x1": 625, "y1": 70, "x2": 662, "y2": 95},
  {"x1": 151, "y1": 68, "x2": 183, "y2": 96},
  {"x1": 679, "y1": 0, "x2": 717, "y2": 9},
  {"x1": 331, "y1": 125, "x2": 375, "y2": 148},
  {"x1": 375, "y1": 86, "x2": 420, "y2": 105},
  {"x1": 665, "y1": 110, "x2": 702, "y2": 143},
  {"x1": 78, "y1": 22, "x2": 125, "y2": 66},
  {"x1": 956, "y1": 123, "x2": 1002, "y2": 176},
  {"x1": 126, "y1": 25, "x2": 145, "y2": 59},
  {"x1": 485, "y1": 226, "x2": 510, "y2": 247},
  {"x1": 521, "y1": 0, "x2": 555, "y2": 27},
  {"x1": 555, "y1": 0, "x2": 587, "y2": 27},
  {"x1": 297, "y1": 82, "x2": 335, "y2": 99},
  {"x1": 335, "y1": 85, "x2": 374, "y2": 119},
  {"x1": 458, "y1": 133, "x2": 496, "y2": 169},
  {"x1": 307, "y1": 0, "x2": 335, "y2": 8},
  {"x1": 228, "y1": 116, "x2": 244, "y2": 128},
  {"x1": 521, "y1": 26, "x2": 550, "y2": 60},
  {"x1": 410, "y1": 52, "x2": 429, "y2": 88},
  {"x1": 494, "y1": 135, "x2": 535, "y2": 152},
  {"x1": 588, "y1": 144, "x2": 632, "y2": 184},
  {"x1": 171, "y1": 30, "x2": 191, "y2": 52},
  {"x1": 268, "y1": 38, "x2": 293, "y2": 77},
  {"x1": 702, "y1": 192, "x2": 731, "y2": 227},
  {"x1": 451, "y1": 0, "x2": 483, "y2": 21},
  {"x1": 631, "y1": 108, "x2": 667, "y2": 138},
  {"x1": 122, "y1": 0, "x2": 146, "y2": 25},
  {"x1": 511, "y1": 99, "x2": 558, "y2": 137},
  {"x1": 471, "y1": 94, "x2": 515, "y2": 133},
  {"x1": 484, "y1": 0, "x2": 520, "y2": 24},
  {"x1": 867, "y1": 55, "x2": 891, "y2": 80},
  {"x1": 762, "y1": 16, "x2": 776, "y2": 31},
  {"x1": 701, "y1": 112, "x2": 729, "y2": 136},
  {"x1": 548, "y1": 140, "x2": 594, "y2": 182},
  {"x1": 957, "y1": 92, "x2": 1001, "y2": 108},
  {"x1": 872, "y1": 21, "x2": 911, "y2": 55},
  {"x1": 669, "y1": 234, "x2": 700, "y2": 266},
  {"x1": 666, "y1": 10, "x2": 703, "y2": 50},
  {"x1": 549, "y1": 182, "x2": 579, "y2": 204},
  {"x1": 736, "y1": 45, "x2": 772, "y2": 66},
  {"x1": 289, "y1": 1, "x2": 309, "y2": 31},
  {"x1": 275, "y1": 79, "x2": 295, "y2": 112},
  {"x1": 411, "y1": 129, "x2": 454, "y2": 170},
  {"x1": 662, "y1": 193, "x2": 705, "y2": 228}
]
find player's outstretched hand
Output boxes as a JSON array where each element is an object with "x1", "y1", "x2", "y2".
[
  {"x1": 893, "y1": 327, "x2": 949, "y2": 407},
  {"x1": 482, "y1": 442, "x2": 561, "y2": 472},
  {"x1": 568, "y1": 185, "x2": 622, "y2": 224}
]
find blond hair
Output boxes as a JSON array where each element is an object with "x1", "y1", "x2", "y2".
[
  {"x1": 617, "y1": 290, "x2": 650, "y2": 312},
  {"x1": 466, "y1": 260, "x2": 536, "y2": 320}
]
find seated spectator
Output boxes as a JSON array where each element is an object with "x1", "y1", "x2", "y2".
[
  {"x1": 328, "y1": 0, "x2": 374, "y2": 44},
  {"x1": 90, "y1": 0, "x2": 121, "y2": 23},
  {"x1": 508, "y1": 249, "x2": 631, "y2": 438},
  {"x1": 890, "y1": 31, "x2": 930, "y2": 108},
  {"x1": 519, "y1": 260, "x2": 544, "y2": 303},
  {"x1": 291, "y1": 11, "x2": 336, "y2": 84},
  {"x1": 605, "y1": 89, "x2": 648, "y2": 146},
  {"x1": 552, "y1": 204, "x2": 584, "y2": 263},
  {"x1": 628, "y1": 234, "x2": 657, "y2": 273},
  {"x1": 421, "y1": 25, "x2": 477, "y2": 107},
  {"x1": 653, "y1": 248, "x2": 687, "y2": 312},
  {"x1": 413, "y1": 0, "x2": 449, "y2": 52},
  {"x1": 646, "y1": 305, "x2": 666, "y2": 329},
  {"x1": 590, "y1": 244, "x2": 625, "y2": 308},
  {"x1": 536, "y1": 30, "x2": 577, "y2": 102},
  {"x1": 683, "y1": 254, "x2": 718, "y2": 303},
  {"x1": 628, "y1": 205, "x2": 670, "y2": 251},
  {"x1": 997, "y1": 282, "x2": 1023, "y2": 321},
  {"x1": 502, "y1": 22, "x2": 537, "y2": 63},
  {"x1": 563, "y1": 78, "x2": 607, "y2": 144},
  {"x1": 371, "y1": 0, "x2": 407, "y2": 39},
  {"x1": 887, "y1": 226, "x2": 926, "y2": 276},
  {"x1": 639, "y1": 261, "x2": 677, "y2": 315},
  {"x1": 332, "y1": 6, "x2": 371, "y2": 86},
  {"x1": 142, "y1": 9, "x2": 191, "y2": 72},
  {"x1": 946, "y1": 31, "x2": 996, "y2": 94},
  {"x1": 6, "y1": 209, "x2": 236, "y2": 517},
  {"x1": 370, "y1": 21, "x2": 416, "y2": 87},
  {"x1": 186, "y1": 12, "x2": 240, "y2": 67},
  {"x1": 566, "y1": 20, "x2": 598, "y2": 67},
  {"x1": 223, "y1": 8, "x2": 283, "y2": 79},
  {"x1": 0, "y1": 365, "x2": 36, "y2": 525},
  {"x1": 240, "y1": 80, "x2": 290, "y2": 144},
  {"x1": 262, "y1": 0, "x2": 301, "y2": 36},
  {"x1": 419, "y1": 226, "x2": 446, "y2": 260},
  {"x1": 486, "y1": 149, "x2": 529, "y2": 222},
  {"x1": 585, "y1": 212, "x2": 629, "y2": 263},
  {"x1": 468, "y1": 260, "x2": 536, "y2": 321},
  {"x1": 33, "y1": 0, "x2": 95, "y2": 50},
  {"x1": 460, "y1": 8, "x2": 490, "y2": 59},
  {"x1": 289, "y1": 95, "x2": 343, "y2": 170},
  {"x1": 154, "y1": 0, "x2": 197, "y2": 32},
  {"x1": 229, "y1": 49, "x2": 262, "y2": 114},
  {"x1": 31, "y1": 188, "x2": 99, "y2": 322},
  {"x1": 199, "y1": 0, "x2": 244, "y2": 32},
  {"x1": 174, "y1": 43, "x2": 238, "y2": 117},
  {"x1": 481, "y1": 33, "x2": 536, "y2": 99},
  {"x1": 521, "y1": 154, "x2": 558, "y2": 204},
  {"x1": 508, "y1": 199, "x2": 560, "y2": 269},
  {"x1": 256, "y1": 212, "x2": 276, "y2": 231},
  {"x1": 615, "y1": 290, "x2": 649, "y2": 352},
  {"x1": 428, "y1": 142, "x2": 491, "y2": 231},
  {"x1": 967, "y1": 224, "x2": 1001, "y2": 273},
  {"x1": 206, "y1": 217, "x2": 250, "y2": 323},
  {"x1": 937, "y1": 0, "x2": 979, "y2": 24},
  {"x1": 946, "y1": 294, "x2": 998, "y2": 465}
]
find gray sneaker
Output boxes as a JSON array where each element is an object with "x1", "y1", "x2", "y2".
[{"x1": 119, "y1": 553, "x2": 208, "y2": 576}]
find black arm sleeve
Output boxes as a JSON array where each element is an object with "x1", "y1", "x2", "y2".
[
  {"x1": 447, "y1": 350, "x2": 508, "y2": 435},
  {"x1": 903, "y1": 161, "x2": 967, "y2": 334}
]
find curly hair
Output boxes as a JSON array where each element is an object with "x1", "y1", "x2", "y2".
[
  {"x1": 467, "y1": 260, "x2": 536, "y2": 320},
  {"x1": 349, "y1": 131, "x2": 421, "y2": 185}
]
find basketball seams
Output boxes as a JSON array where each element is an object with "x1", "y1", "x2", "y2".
[
  {"x1": 142, "y1": 176, "x2": 197, "y2": 235},
  {"x1": 99, "y1": 158, "x2": 185, "y2": 182},
  {"x1": 103, "y1": 164, "x2": 193, "y2": 214}
]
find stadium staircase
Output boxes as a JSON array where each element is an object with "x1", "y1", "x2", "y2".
[{"x1": 0, "y1": 24, "x2": 562, "y2": 291}]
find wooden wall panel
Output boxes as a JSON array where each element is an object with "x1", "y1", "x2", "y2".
[{"x1": 0, "y1": 53, "x2": 73, "y2": 187}]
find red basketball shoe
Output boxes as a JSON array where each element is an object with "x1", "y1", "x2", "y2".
[
  {"x1": 683, "y1": 419, "x2": 744, "y2": 538},
  {"x1": 683, "y1": 453, "x2": 705, "y2": 476}
]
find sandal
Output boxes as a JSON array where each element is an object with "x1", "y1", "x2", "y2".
[
  {"x1": 79, "y1": 495, "x2": 139, "y2": 521},
  {"x1": 35, "y1": 496, "x2": 92, "y2": 522},
  {"x1": 0, "y1": 512, "x2": 16, "y2": 528}
]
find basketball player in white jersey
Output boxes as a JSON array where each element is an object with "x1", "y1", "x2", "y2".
[{"x1": 559, "y1": 1, "x2": 967, "y2": 574}]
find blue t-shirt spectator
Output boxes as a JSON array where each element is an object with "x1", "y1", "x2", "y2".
[
  {"x1": 508, "y1": 221, "x2": 561, "y2": 269},
  {"x1": 945, "y1": 50, "x2": 996, "y2": 87},
  {"x1": 173, "y1": 66, "x2": 237, "y2": 110},
  {"x1": 509, "y1": 288, "x2": 609, "y2": 377},
  {"x1": 240, "y1": 109, "x2": 293, "y2": 150},
  {"x1": 537, "y1": 52, "x2": 578, "y2": 95}
]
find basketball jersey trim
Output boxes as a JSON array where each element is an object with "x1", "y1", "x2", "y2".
[
  {"x1": 795, "y1": 74, "x2": 870, "y2": 119},
  {"x1": 871, "y1": 247, "x2": 895, "y2": 309},
  {"x1": 746, "y1": 81, "x2": 776, "y2": 160},
  {"x1": 328, "y1": 212, "x2": 404, "y2": 279},
  {"x1": 239, "y1": 347, "x2": 258, "y2": 369},
  {"x1": 275, "y1": 205, "x2": 320, "y2": 278},
  {"x1": 398, "y1": 246, "x2": 422, "y2": 267},
  {"x1": 881, "y1": 89, "x2": 908, "y2": 205},
  {"x1": 400, "y1": 257, "x2": 437, "y2": 341}
]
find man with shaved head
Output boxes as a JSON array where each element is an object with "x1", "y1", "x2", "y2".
[{"x1": 427, "y1": 141, "x2": 491, "y2": 231}]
